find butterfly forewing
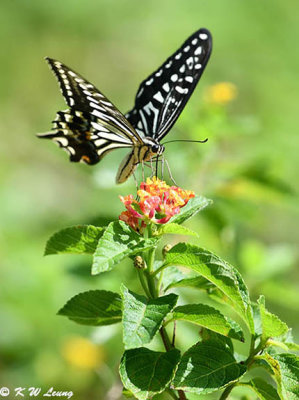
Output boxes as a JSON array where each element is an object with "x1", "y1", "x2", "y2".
[
  {"x1": 126, "y1": 28, "x2": 212, "y2": 140},
  {"x1": 39, "y1": 58, "x2": 143, "y2": 165}
]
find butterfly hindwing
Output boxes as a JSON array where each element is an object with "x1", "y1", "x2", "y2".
[{"x1": 126, "y1": 28, "x2": 212, "y2": 140}]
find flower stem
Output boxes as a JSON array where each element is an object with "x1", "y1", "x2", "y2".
[
  {"x1": 137, "y1": 268, "x2": 151, "y2": 298},
  {"x1": 219, "y1": 383, "x2": 236, "y2": 400},
  {"x1": 141, "y1": 225, "x2": 187, "y2": 400},
  {"x1": 159, "y1": 327, "x2": 172, "y2": 351}
]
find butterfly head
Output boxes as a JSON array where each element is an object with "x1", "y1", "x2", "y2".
[
  {"x1": 142, "y1": 136, "x2": 165, "y2": 158},
  {"x1": 151, "y1": 142, "x2": 165, "y2": 155}
]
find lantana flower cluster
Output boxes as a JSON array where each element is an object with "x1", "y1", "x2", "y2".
[{"x1": 119, "y1": 177, "x2": 194, "y2": 232}]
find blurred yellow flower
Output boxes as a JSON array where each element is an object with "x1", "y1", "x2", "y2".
[
  {"x1": 205, "y1": 82, "x2": 238, "y2": 105},
  {"x1": 61, "y1": 336, "x2": 105, "y2": 369}
]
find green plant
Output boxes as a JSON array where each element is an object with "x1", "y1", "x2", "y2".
[{"x1": 44, "y1": 178, "x2": 298, "y2": 400}]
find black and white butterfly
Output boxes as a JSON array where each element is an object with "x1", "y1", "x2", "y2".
[{"x1": 38, "y1": 28, "x2": 212, "y2": 183}]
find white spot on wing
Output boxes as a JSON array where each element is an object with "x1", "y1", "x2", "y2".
[
  {"x1": 175, "y1": 53, "x2": 182, "y2": 60},
  {"x1": 145, "y1": 78, "x2": 154, "y2": 86},
  {"x1": 186, "y1": 57, "x2": 194, "y2": 68},
  {"x1": 175, "y1": 86, "x2": 188, "y2": 94},
  {"x1": 94, "y1": 139, "x2": 108, "y2": 147},
  {"x1": 54, "y1": 137, "x2": 68, "y2": 146},
  {"x1": 179, "y1": 65, "x2": 186, "y2": 73},
  {"x1": 192, "y1": 38, "x2": 198, "y2": 45},
  {"x1": 155, "y1": 70, "x2": 163, "y2": 77},
  {"x1": 153, "y1": 91, "x2": 164, "y2": 103},
  {"x1": 137, "y1": 87, "x2": 144, "y2": 97},
  {"x1": 185, "y1": 76, "x2": 193, "y2": 83},
  {"x1": 171, "y1": 74, "x2": 178, "y2": 82},
  {"x1": 162, "y1": 82, "x2": 170, "y2": 92},
  {"x1": 184, "y1": 45, "x2": 190, "y2": 52},
  {"x1": 194, "y1": 47, "x2": 202, "y2": 55},
  {"x1": 199, "y1": 33, "x2": 208, "y2": 40},
  {"x1": 195, "y1": 64, "x2": 202, "y2": 69}
]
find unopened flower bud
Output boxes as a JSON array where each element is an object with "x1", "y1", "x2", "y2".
[
  {"x1": 162, "y1": 244, "x2": 172, "y2": 258},
  {"x1": 134, "y1": 255, "x2": 145, "y2": 269}
]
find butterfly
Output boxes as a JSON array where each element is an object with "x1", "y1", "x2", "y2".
[{"x1": 38, "y1": 28, "x2": 212, "y2": 183}]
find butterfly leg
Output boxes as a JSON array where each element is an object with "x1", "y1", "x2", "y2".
[
  {"x1": 150, "y1": 157, "x2": 154, "y2": 178},
  {"x1": 141, "y1": 160, "x2": 145, "y2": 182},
  {"x1": 155, "y1": 155, "x2": 160, "y2": 179},
  {"x1": 161, "y1": 156, "x2": 165, "y2": 181},
  {"x1": 165, "y1": 159, "x2": 177, "y2": 186},
  {"x1": 132, "y1": 172, "x2": 139, "y2": 191}
]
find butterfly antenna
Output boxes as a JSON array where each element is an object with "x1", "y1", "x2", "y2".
[{"x1": 162, "y1": 138, "x2": 208, "y2": 145}]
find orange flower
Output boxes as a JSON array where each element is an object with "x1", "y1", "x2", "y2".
[{"x1": 119, "y1": 177, "x2": 194, "y2": 232}]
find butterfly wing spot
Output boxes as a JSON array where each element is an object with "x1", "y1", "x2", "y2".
[
  {"x1": 175, "y1": 86, "x2": 188, "y2": 94},
  {"x1": 199, "y1": 33, "x2": 208, "y2": 40},
  {"x1": 186, "y1": 57, "x2": 194, "y2": 69},
  {"x1": 179, "y1": 65, "x2": 186, "y2": 73},
  {"x1": 163, "y1": 83, "x2": 170, "y2": 92},
  {"x1": 185, "y1": 76, "x2": 193, "y2": 83},
  {"x1": 175, "y1": 53, "x2": 182, "y2": 60},
  {"x1": 194, "y1": 47, "x2": 202, "y2": 55},
  {"x1": 195, "y1": 64, "x2": 202, "y2": 70},
  {"x1": 153, "y1": 91, "x2": 164, "y2": 103},
  {"x1": 155, "y1": 70, "x2": 163, "y2": 77},
  {"x1": 81, "y1": 155, "x2": 91, "y2": 163},
  {"x1": 192, "y1": 38, "x2": 198, "y2": 45},
  {"x1": 171, "y1": 74, "x2": 178, "y2": 82},
  {"x1": 165, "y1": 61, "x2": 173, "y2": 68},
  {"x1": 146, "y1": 78, "x2": 154, "y2": 86},
  {"x1": 184, "y1": 45, "x2": 190, "y2": 52}
]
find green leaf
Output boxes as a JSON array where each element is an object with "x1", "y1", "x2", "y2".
[
  {"x1": 45, "y1": 225, "x2": 104, "y2": 255},
  {"x1": 164, "y1": 243, "x2": 254, "y2": 332},
  {"x1": 201, "y1": 329, "x2": 234, "y2": 353},
  {"x1": 173, "y1": 339, "x2": 246, "y2": 394},
  {"x1": 92, "y1": 221, "x2": 158, "y2": 275},
  {"x1": 170, "y1": 304, "x2": 244, "y2": 341},
  {"x1": 170, "y1": 195, "x2": 212, "y2": 225},
  {"x1": 285, "y1": 342, "x2": 299, "y2": 352},
  {"x1": 155, "y1": 223, "x2": 198, "y2": 237},
  {"x1": 165, "y1": 275, "x2": 214, "y2": 291},
  {"x1": 255, "y1": 353, "x2": 299, "y2": 400},
  {"x1": 57, "y1": 290, "x2": 122, "y2": 326},
  {"x1": 258, "y1": 296, "x2": 288, "y2": 345},
  {"x1": 242, "y1": 378, "x2": 280, "y2": 400},
  {"x1": 119, "y1": 347, "x2": 180, "y2": 400},
  {"x1": 121, "y1": 285, "x2": 178, "y2": 349},
  {"x1": 273, "y1": 354, "x2": 299, "y2": 400}
]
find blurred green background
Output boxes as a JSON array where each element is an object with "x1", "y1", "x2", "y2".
[{"x1": 0, "y1": 0, "x2": 298, "y2": 399}]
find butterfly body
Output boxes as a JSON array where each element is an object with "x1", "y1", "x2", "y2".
[
  {"x1": 39, "y1": 29, "x2": 212, "y2": 183},
  {"x1": 116, "y1": 138, "x2": 164, "y2": 183}
]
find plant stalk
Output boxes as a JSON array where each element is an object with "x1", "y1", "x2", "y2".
[{"x1": 219, "y1": 383, "x2": 236, "y2": 400}]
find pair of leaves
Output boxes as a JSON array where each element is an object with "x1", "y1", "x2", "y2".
[
  {"x1": 58, "y1": 287, "x2": 178, "y2": 349},
  {"x1": 163, "y1": 243, "x2": 254, "y2": 332},
  {"x1": 45, "y1": 221, "x2": 158, "y2": 275},
  {"x1": 59, "y1": 288, "x2": 244, "y2": 345},
  {"x1": 120, "y1": 339, "x2": 246, "y2": 400}
]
